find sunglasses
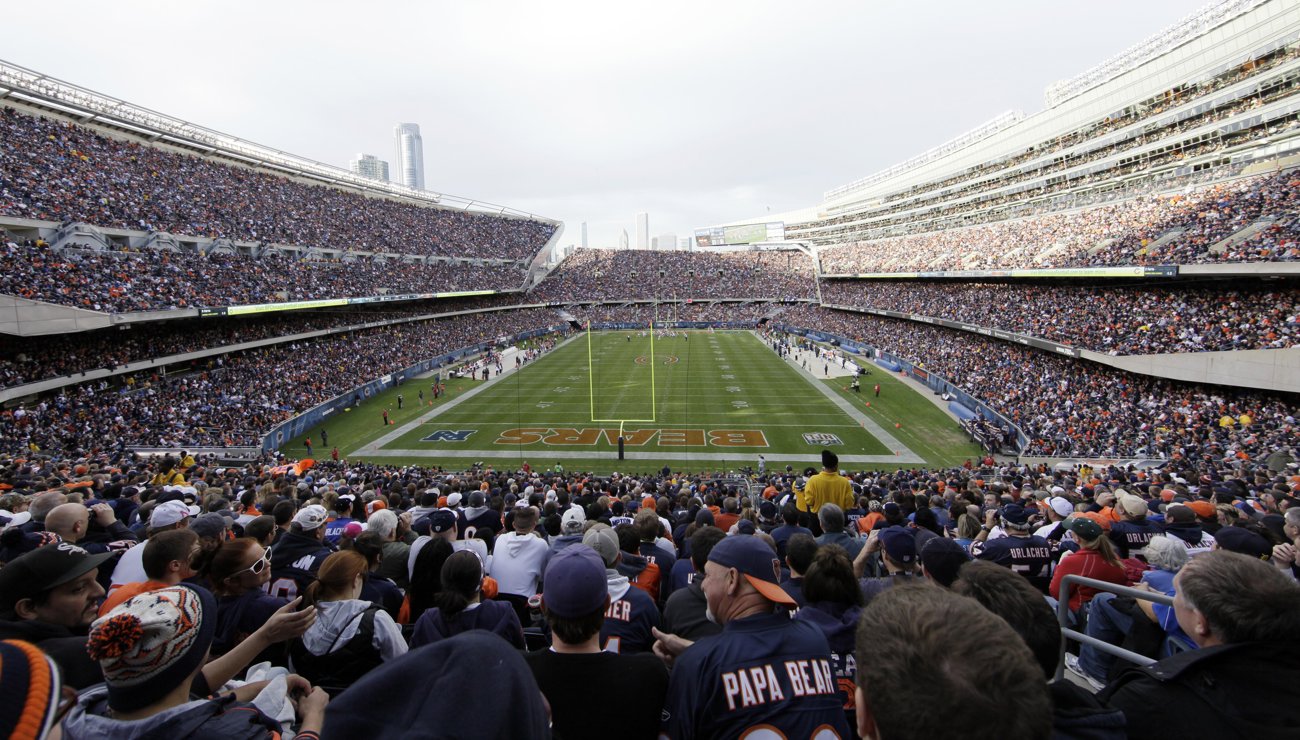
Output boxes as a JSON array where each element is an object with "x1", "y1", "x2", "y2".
[{"x1": 239, "y1": 551, "x2": 271, "y2": 576}]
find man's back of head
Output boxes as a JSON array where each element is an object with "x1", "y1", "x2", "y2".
[
  {"x1": 1176, "y1": 550, "x2": 1300, "y2": 645},
  {"x1": 854, "y1": 582, "x2": 1050, "y2": 740}
]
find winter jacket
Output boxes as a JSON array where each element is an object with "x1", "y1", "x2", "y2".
[{"x1": 1100, "y1": 642, "x2": 1300, "y2": 740}]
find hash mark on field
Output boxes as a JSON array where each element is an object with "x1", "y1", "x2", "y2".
[
  {"x1": 567, "y1": 375, "x2": 581, "y2": 380},
  {"x1": 721, "y1": 374, "x2": 735, "y2": 379},
  {"x1": 536, "y1": 402, "x2": 553, "y2": 408},
  {"x1": 726, "y1": 386, "x2": 743, "y2": 393},
  {"x1": 719, "y1": 365, "x2": 730, "y2": 370},
  {"x1": 552, "y1": 387, "x2": 571, "y2": 393},
  {"x1": 732, "y1": 401, "x2": 749, "y2": 408}
]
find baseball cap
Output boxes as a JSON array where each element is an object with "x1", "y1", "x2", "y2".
[
  {"x1": 293, "y1": 504, "x2": 329, "y2": 531},
  {"x1": 1213, "y1": 527, "x2": 1271, "y2": 560},
  {"x1": 446, "y1": 493, "x2": 463, "y2": 507},
  {"x1": 149, "y1": 500, "x2": 192, "y2": 529},
  {"x1": 429, "y1": 509, "x2": 457, "y2": 534},
  {"x1": 707, "y1": 536, "x2": 795, "y2": 605},
  {"x1": 0, "y1": 543, "x2": 114, "y2": 617},
  {"x1": 878, "y1": 526, "x2": 917, "y2": 565},
  {"x1": 561, "y1": 507, "x2": 586, "y2": 534},
  {"x1": 365, "y1": 500, "x2": 387, "y2": 517},
  {"x1": 582, "y1": 526, "x2": 619, "y2": 567},
  {"x1": 1186, "y1": 500, "x2": 1216, "y2": 519},
  {"x1": 736, "y1": 519, "x2": 757, "y2": 535},
  {"x1": 1117, "y1": 494, "x2": 1148, "y2": 518},
  {"x1": 1064, "y1": 516, "x2": 1103, "y2": 542},
  {"x1": 190, "y1": 513, "x2": 228, "y2": 539},
  {"x1": 1048, "y1": 497, "x2": 1074, "y2": 518},
  {"x1": 1000, "y1": 503, "x2": 1031, "y2": 526},
  {"x1": 541, "y1": 546, "x2": 608, "y2": 618},
  {"x1": 918, "y1": 538, "x2": 970, "y2": 588}
]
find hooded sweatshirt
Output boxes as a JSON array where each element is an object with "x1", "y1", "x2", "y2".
[
  {"x1": 491, "y1": 531, "x2": 550, "y2": 597},
  {"x1": 1161, "y1": 522, "x2": 1216, "y2": 556},
  {"x1": 601, "y1": 569, "x2": 660, "y2": 654},
  {"x1": 295, "y1": 598, "x2": 407, "y2": 662},
  {"x1": 62, "y1": 687, "x2": 288, "y2": 740},
  {"x1": 616, "y1": 550, "x2": 661, "y2": 603}
]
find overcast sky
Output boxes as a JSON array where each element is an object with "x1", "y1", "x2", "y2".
[{"x1": 5, "y1": 0, "x2": 1206, "y2": 248}]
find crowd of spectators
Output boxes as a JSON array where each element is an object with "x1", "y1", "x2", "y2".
[
  {"x1": 819, "y1": 279, "x2": 1299, "y2": 354},
  {"x1": 529, "y1": 248, "x2": 817, "y2": 302},
  {"x1": 875, "y1": 45, "x2": 1300, "y2": 210},
  {"x1": 817, "y1": 169, "x2": 1300, "y2": 273},
  {"x1": 778, "y1": 305, "x2": 1298, "y2": 459},
  {"x1": 0, "y1": 295, "x2": 530, "y2": 390},
  {"x1": 0, "y1": 308, "x2": 562, "y2": 452},
  {"x1": 0, "y1": 106, "x2": 556, "y2": 260},
  {"x1": 0, "y1": 240, "x2": 527, "y2": 313},
  {"x1": 563, "y1": 301, "x2": 785, "y2": 326},
  {"x1": 1, "y1": 446, "x2": 1297, "y2": 737}
]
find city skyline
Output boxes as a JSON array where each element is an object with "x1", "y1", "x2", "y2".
[{"x1": 394, "y1": 123, "x2": 425, "y2": 191}]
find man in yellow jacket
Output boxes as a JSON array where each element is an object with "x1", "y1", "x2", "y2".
[{"x1": 796, "y1": 450, "x2": 854, "y2": 533}]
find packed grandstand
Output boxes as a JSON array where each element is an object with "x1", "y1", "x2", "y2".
[{"x1": 2, "y1": 0, "x2": 1300, "y2": 738}]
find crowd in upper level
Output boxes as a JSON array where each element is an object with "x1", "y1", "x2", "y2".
[
  {"x1": 819, "y1": 279, "x2": 1299, "y2": 354},
  {"x1": 0, "y1": 106, "x2": 555, "y2": 260},
  {"x1": 818, "y1": 169, "x2": 1300, "y2": 273}
]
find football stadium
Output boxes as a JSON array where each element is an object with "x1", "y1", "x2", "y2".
[{"x1": 1, "y1": 0, "x2": 1299, "y2": 737}]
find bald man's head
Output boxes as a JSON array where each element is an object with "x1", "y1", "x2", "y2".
[{"x1": 44, "y1": 503, "x2": 90, "y2": 542}]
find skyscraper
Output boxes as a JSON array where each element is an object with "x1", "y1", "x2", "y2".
[
  {"x1": 619, "y1": 229, "x2": 630, "y2": 250},
  {"x1": 394, "y1": 123, "x2": 425, "y2": 190},
  {"x1": 657, "y1": 233, "x2": 677, "y2": 251},
  {"x1": 580, "y1": 222, "x2": 588, "y2": 249},
  {"x1": 349, "y1": 153, "x2": 390, "y2": 182},
  {"x1": 636, "y1": 213, "x2": 649, "y2": 250}
]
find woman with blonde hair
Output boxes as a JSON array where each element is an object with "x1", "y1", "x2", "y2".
[{"x1": 290, "y1": 550, "x2": 407, "y2": 693}]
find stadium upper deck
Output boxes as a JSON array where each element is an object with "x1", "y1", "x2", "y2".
[{"x1": 773, "y1": 0, "x2": 1300, "y2": 259}]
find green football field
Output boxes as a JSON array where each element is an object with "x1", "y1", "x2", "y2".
[{"x1": 279, "y1": 330, "x2": 981, "y2": 474}]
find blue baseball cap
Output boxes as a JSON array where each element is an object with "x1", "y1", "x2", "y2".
[
  {"x1": 707, "y1": 536, "x2": 795, "y2": 605},
  {"x1": 542, "y1": 546, "x2": 608, "y2": 618},
  {"x1": 878, "y1": 526, "x2": 917, "y2": 564},
  {"x1": 1000, "y1": 503, "x2": 1031, "y2": 526}
]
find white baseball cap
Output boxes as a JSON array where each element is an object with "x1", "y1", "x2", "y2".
[
  {"x1": 293, "y1": 504, "x2": 329, "y2": 531},
  {"x1": 150, "y1": 500, "x2": 193, "y2": 529},
  {"x1": 446, "y1": 492, "x2": 463, "y2": 507},
  {"x1": 1048, "y1": 497, "x2": 1073, "y2": 518},
  {"x1": 561, "y1": 507, "x2": 586, "y2": 533}
]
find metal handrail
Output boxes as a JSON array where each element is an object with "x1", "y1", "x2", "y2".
[{"x1": 1053, "y1": 574, "x2": 1176, "y2": 682}]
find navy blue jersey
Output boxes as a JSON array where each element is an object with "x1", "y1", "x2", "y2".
[
  {"x1": 600, "y1": 585, "x2": 661, "y2": 654},
  {"x1": 661, "y1": 612, "x2": 850, "y2": 740},
  {"x1": 970, "y1": 534, "x2": 1054, "y2": 591},
  {"x1": 457, "y1": 509, "x2": 503, "y2": 541},
  {"x1": 267, "y1": 531, "x2": 332, "y2": 600},
  {"x1": 670, "y1": 559, "x2": 697, "y2": 592},
  {"x1": 1108, "y1": 519, "x2": 1159, "y2": 559}
]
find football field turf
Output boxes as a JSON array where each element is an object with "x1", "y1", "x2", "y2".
[{"x1": 281, "y1": 330, "x2": 982, "y2": 474}]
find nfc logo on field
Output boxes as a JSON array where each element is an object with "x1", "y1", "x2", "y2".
[
  {"x1": 422, "y1": 430, "x2": 478, "y2": 442},
  {"x1": 802, "y1": 433, "x2": 843, "y2": 446}
]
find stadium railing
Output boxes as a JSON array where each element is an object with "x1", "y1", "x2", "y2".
[{"x1": 1053, "y1": 574, "x2": 1175, "y2": 683}]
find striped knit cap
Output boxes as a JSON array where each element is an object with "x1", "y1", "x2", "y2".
[
  {"x1": 0, "y1": 640, "x2": 62, "y2": 740},
  {"x1": 86, "y1": 584, "x2": 216, "y2": 712}
]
